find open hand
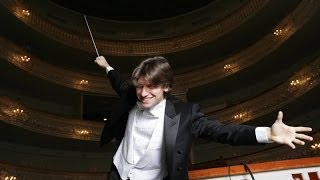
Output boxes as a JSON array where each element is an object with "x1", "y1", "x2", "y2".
[{"x1": 268, "y1": 111, "x2": 313, "y2": 149}]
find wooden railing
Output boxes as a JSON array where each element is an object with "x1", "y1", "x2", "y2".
[{"x1": 189, "y1": 157, "x2": 320, "y2": 180}]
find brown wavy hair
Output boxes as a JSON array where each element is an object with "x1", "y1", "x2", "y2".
[{"x1": 132, "y1": 56, "x2": 173, "y2": 96}]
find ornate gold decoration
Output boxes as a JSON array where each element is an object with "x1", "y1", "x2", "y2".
[
  {"x1": 207, "y1": 55, "x2": 320, "y2": 123},
  {"x1": 0, "y1": 97, "x2": 103, "y2": 141},
  {"x1": 0, "y1": 0, "x2": 270, "y2": 55},
  {"x1": 0, "y1": 54, "x2": 319, "y2": 140},
  {"x1": 1, "y1": 0, "x2": 318, "y2": 94}
]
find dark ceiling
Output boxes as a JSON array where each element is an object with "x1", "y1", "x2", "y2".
[{"x1": 50, "y1": 0, "x2": 217, "y2": 21}]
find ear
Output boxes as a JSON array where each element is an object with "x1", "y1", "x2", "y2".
[{"x1": 163, "y1": 87, "x2": 169, "y2": 92}]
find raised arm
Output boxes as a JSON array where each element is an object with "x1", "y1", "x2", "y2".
[
  {"x1": 94, "y1": 56, "x2": 132, "y2": 96},
  {"x1": 266, "y1": 111, "x2": 313, "y2": 149}
]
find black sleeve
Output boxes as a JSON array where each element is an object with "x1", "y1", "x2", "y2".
[
  {"x1": 107, "y1": 70, "x2": 130, "y2": 97},
  {"x1": 190, "y1": 104, "x2": 258, "y2": 145}
]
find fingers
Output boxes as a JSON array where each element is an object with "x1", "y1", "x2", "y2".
[
  {"x1": 94, "y1": 56, "x2": 104, "y2": 62},
  {"x1": 295, "y1": 133, "x2": 313, "y2": 141},
  {"x1": 294, "y1": 126, "x2": 312, "y2": 132},
  {"x1": 97, "y1": 56, "x2": 105, "y2": 60},
  {"x1": 286, "y1": 134, "x2": 313, "y2": 149},
  {"x1": 94, "y1": 56, "x2": 108, "y2": 68},
  {"x1": 287, "y1": 141, "x2": 296, "y2": 149},
  {"x1": 276, "y1": 111, "x2": 283, "y2": 123},
  {"x1": 293, "y1": 138, "x2": 305, "y2": 146},
  {"x1": 286, "y1": 139, "x2": 304, "y2": 149}
]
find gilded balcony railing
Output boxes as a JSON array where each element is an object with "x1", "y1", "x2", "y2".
[
  {"x1": 0, "y1": 0, "x2": 270, "y2": 55},
  {"x1": 0, "y1": 54, "x2": 319, "y2": 141},
  {"x1": 1, "y1": 0, "x2": 318, "y2": 95}
]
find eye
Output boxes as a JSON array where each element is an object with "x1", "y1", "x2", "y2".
[{"x1": 147, "y1": 85, "x2": 157, "y2": 89}]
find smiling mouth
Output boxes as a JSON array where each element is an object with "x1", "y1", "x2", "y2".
[{"x1": 141, "y1": 97, "x2": 152, "y2": 102}]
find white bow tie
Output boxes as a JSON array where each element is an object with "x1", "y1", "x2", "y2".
[{"x1": 136, "y1": 102, "x2": 156, "y2": 117}]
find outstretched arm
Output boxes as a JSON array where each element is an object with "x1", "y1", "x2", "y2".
[{"x1": 266, "y1": 111, "x2": 313, "y2": 149}]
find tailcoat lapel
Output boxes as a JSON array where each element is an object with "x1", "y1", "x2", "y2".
[{"x1": 164, "y1": 99, "x2": 181, "y2": 172}]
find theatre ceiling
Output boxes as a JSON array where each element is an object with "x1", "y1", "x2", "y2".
[{"x1": 0, "y1": 0, "x2": 320, "y2": 168}]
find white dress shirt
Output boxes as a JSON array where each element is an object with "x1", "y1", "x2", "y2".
[{"x1": 113, "y1": 99, "x2": 167, "y2": 180}]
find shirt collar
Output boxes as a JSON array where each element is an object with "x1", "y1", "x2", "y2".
[{"x1": 136, "y1": 99, "x2": 166, "y2": 117}]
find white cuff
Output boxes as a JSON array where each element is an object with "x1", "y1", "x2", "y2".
[
  {"x1": 255, "y1": 127, "x2": 270, "y2": 143},
  {"x1": 106, "y1": 66, "x2": 114, "y2": 74}
]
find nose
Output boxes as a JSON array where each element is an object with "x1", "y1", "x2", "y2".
[{"x1": 140, "y1": 86, "x2": 149, "y2": 97}]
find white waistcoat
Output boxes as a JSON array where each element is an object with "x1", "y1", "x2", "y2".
[{"x1": 113, "y1": 100, "x2": 167, "y2": 180}]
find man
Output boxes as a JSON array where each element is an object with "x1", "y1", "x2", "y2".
[{"x1": 94, "y1": 56, "x2": 313, "y2": 180}]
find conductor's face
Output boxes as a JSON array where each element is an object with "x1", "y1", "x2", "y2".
[{"x1": 135, "y1": 76, "x2": 168, "y2": 109}]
